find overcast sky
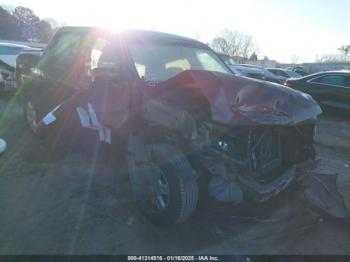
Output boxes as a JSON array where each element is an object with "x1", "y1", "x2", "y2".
[{"x1": 2, "y1": 0, "x2": 350, "y2": 63}]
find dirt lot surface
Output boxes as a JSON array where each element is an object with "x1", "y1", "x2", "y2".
[{"x1": 0, "y1": 97, "x2": 349, "y2": 255}]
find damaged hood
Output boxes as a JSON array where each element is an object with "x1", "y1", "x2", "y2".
[{"x1": 158, "y1": 70, "x2": 322, "y2": 126}]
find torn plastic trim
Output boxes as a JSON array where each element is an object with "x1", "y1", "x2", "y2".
[
  {"x1": 42, "y1": 104, "x2": 61, "y2": 125},
  {"x1": 237, "y1": 165, "x2": 296, "y2": 202},
  {"x1": 39, "y1": 102, "x2": 112, "y2": 144}
]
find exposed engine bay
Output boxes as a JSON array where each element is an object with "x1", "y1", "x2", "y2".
[{"x1": 197, "y1": 123, "x2": 316, "y2": 204}]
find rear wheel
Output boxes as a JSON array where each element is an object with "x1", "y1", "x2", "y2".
[{"x1": 129, "y1": 143, "x2": 198, "y2": 226}]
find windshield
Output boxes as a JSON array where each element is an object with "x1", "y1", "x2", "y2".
[{"x1": 128, "y1": 41, "x2": 233, "y2": 85}]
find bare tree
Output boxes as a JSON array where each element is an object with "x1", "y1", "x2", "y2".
[
  {"x1": 315, "y1": 45, "x2": 350, "y2": 63},
  {"x1": 290, "y1": 55, "x2": 299, "y2": 65},
  {"x1": 210, "y1": 29, "x2": 257, "y2": 59},
  {"x1": 316, "y1": 54, "x2": 348, "y2": 63},
  {"x1": 211, "y1": 37, "x2": 231, "y2": 54}
]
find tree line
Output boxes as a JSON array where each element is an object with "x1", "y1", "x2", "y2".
[
  {"x1": 316, "y1": 45, "x2": 350, "y2": 63},
  {"x1": 0, "y1": 5, "x2": 55, "y2": 43},
  {"x1": 210, "y1": 29, "x2": 258, "y2": 61},
  {"x1": 210, "y1": 29, "x2": 350, "y2": 64}
]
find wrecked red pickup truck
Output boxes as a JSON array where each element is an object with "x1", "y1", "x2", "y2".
[{"x1": 19, "y1": 27, "x2": 348, "y2": 226}]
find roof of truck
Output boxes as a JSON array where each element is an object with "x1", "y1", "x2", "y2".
[{"x1": 58, "y1": 26, "x2": 203, "y2": 45}]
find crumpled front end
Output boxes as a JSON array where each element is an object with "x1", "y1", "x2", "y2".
[
  {"x1": 146, "y1": 70, "x2": 348, "y2": 219},
  {"x1": 192, "y1": 118, "x2": 349, "y2": 219},
  {"x1": 194, "y1": 121, "x2": 316, "y2": 204}
]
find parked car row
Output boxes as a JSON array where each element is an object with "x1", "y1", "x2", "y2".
[
  {"x1": 266, "y1": 68, "x2": 302, "y2": 82},
  {"x1": 217, "y1": 52, "x2": 303, "y2": 84},
  {"x1": 284, "y1": 71, "x2": 350, "y2": 112},
  {"x1": 234, "y1": 64, "x2": 282, "y2": 84},
  {"x1": 217, "y1": 53, "x2": 350, "y2": 114},
  {"x1": 13, "y1": 26, "x2": 348, "y2": 227}
]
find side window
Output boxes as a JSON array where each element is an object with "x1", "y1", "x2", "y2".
[
  {"x1": 90, "y1": 38, "x2": 110, "y2": 70},
  {"x1": 196, "y1": 51, "x2": 226, "y2": 73},
  {"x1": 135, "y1": 63, "x2": 146, "y2": 78},
  {"x1": 88, "y1": 37, "x2": 125, "y2": 84},
  {"x1": 344, "y1": 76, "x2": 350, "y2": 87},
  {"x1": 52, "y1": 33, "x2": 82, "y2": 67},
  {"x1": 90, "y1": 38, "x2": 122, "y2": 72},
  {"x1": 310, "y1": 75, "x2": 346, "y2": 86},
  {"x1": 39, "y1": 32, "x2": 86, "y2": 75}
]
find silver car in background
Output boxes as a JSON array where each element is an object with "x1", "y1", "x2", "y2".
[
  {"x1": 267, "y1": 68, "x2": 302, "y2": 83},
  {"x1": 0, "y1": 42, "x2": 30, "y2": 92}
]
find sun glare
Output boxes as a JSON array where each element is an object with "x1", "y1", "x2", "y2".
[{"x1": 68, "y1": 1, "x2": 156, "y2": 32}]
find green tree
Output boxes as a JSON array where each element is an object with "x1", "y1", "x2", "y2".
[
  {"x1": 249, "y1": 52, "x2": 258, "y2": 61},
  {"x1": 13, "y1": 6, "x2": 40, "y2": 40},
  {"x1": 36, "y1": 20, "x2": 53, "y2": 42},
  {"x1": 0, "y1": 6, "x2": 22, "y2": 40},
  {"x1": 0, "y1": 5, "x2": 55, "y2": 42},
  {"x1": 339, "y1": 45, "x2": 350, "y2": 56}
]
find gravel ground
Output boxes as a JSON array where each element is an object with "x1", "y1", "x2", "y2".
[{"x1": 0, "y1": 98, "x2": 349, "y2": 255}]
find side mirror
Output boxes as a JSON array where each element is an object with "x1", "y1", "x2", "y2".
[
  {"x1": 16, "y1": 53, "x2": 43, "y2": 86},
  {"x1": 16, "y1": 53, "x2": 42, "y2": 75}
]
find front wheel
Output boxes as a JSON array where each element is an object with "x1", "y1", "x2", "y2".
[
  {"x1": 128, "y1": 143, "x2": 198, "y2": 226},
  {"x1": 23, "y1": 94, "x2": 50, "y2": 140},
  {"x1": 24, "y1": 98, "x2": 40, "y2": 134}
]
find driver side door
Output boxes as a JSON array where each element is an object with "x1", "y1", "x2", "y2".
[{"x1": 27, "y1": 28, "x2": 95, "y2": 115}]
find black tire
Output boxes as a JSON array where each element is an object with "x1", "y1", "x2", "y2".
[
  {"x1": 129, "y1": 143, "x2": 198, "y2": 226},
  {"x1": 22, "y1": 91, "x2": 49, "y2": 139},
  {"x1": 23, "y1": 95, "x2": 40, "y2": 135}
]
